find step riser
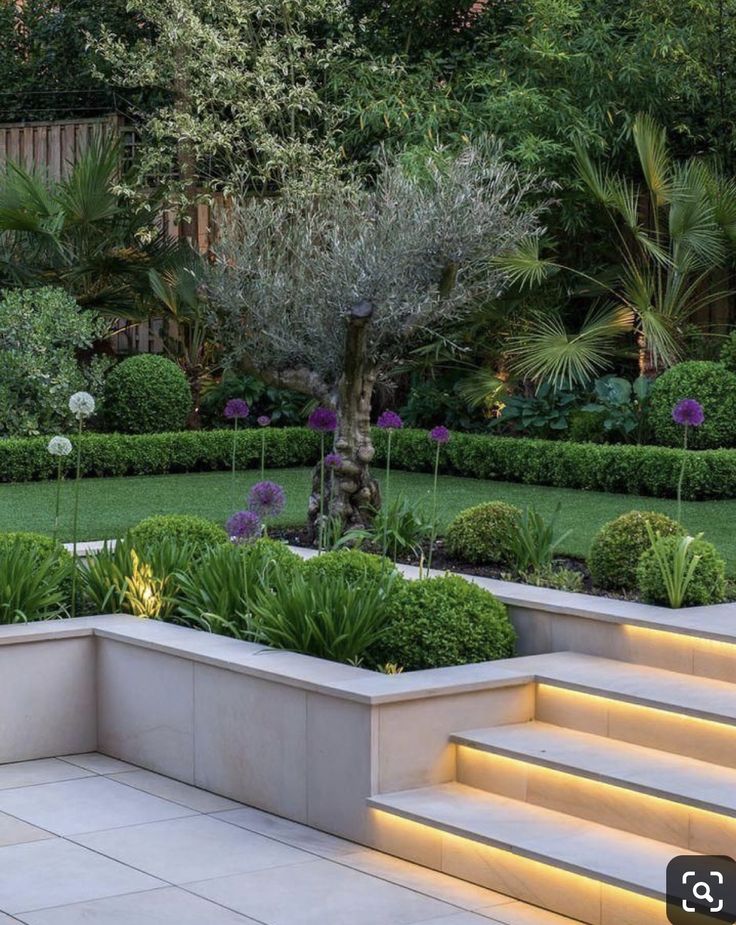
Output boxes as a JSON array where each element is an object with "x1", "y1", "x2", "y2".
[
  {"x1": 456, "y1": 746, "x2": 736, "y2": 855},
  {"x1": 369, "y1": 808, "x2": 669, "y2": 925},
  {"x1": 536, "y1": 683, "x2": 736, "y2": 768}
]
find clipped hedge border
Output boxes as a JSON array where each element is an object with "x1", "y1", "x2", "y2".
[{"x1": 1, "y1": 426, "x2": 734, "y2": 500}]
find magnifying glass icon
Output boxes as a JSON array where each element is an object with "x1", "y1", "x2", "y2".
[{"x1": 693, "y1": 881, "x2": 715, "y2": 905}]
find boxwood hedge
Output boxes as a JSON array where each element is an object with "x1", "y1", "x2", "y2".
[{"x1": 2, "y1": 427, "x2": 736, "y2": 500}]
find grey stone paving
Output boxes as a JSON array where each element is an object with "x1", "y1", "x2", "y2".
[{"x1": 0, "y1": 754, "x2": 575, "y2": 924}]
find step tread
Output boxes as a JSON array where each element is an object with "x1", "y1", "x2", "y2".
[
  {"x1": 369, "y1": 782, "x2": 696, "y2": 899},
  {"x1": 515, "y1": 652, "x2": 736, "y2": 723},
  {"x1": 452, "y1": 721, "x2": 736, "y2": 816}
]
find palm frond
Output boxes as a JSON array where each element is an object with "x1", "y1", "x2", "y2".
[
  {"x1": 669, "y1": 161, "x2": 725, "y2": 268},
  {"x1": 492, "y1": 237, "x2": 557, "y2": 290},
  {"x1": 506, "y1": 304, "x2": 632, "y2": 389},
  {"x1": 456, "y1": 367, "x2": 510, "y2": 409},
  {"x1": 55, "y1": 134, "x2": 121, "y2": 228},
  {"x1": 633, "y1": 113, "x2": 673, "y2": 207}
]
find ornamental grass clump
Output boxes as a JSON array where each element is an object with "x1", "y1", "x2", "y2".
[
  {"x1": 0, "y1": 538, "x2": 73, "y2": 624},
  {"x1": 308, "y1": 406, "x2": 338, "y2": 552},
  {"x1": 672, "y1": 398, "x2": 704, "y2": 524},
  {"x1": 637, "y1": 527, "x2": 725, "y2": 608},
  {"x1": 47, "y1": 435, "x2": 72, "y2": 541}
]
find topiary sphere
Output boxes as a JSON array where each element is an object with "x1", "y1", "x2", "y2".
[
  {"x1": 368, "y1": 574, "x2": 515, "y2": 671},
  {"x1": 649, "y1": 361, "x2": 736, "y2": 448},
  {"x1": 130, "y1": 515, "x2": 228, "y2": 550},
  {"x1": 588, "y1": 511, "x2": 684, "y2": 592},
  {"x1": 446, "y1": 501, "x2": 521, "y2": 565},
  {"x1": 103, "y1": 354, "x2": 192, "y2": 434},
  {"x1": 238, "y1": 537, "x2": 304, "y2": 583},
  {"x1": 0, "y1": 531, "x2": 71, "y2": 563},
  {"x1": 302, "y1": 548, "x2": 399, "y2": 587},
  {"x1": 637, "y1": 535, "x2": 726, "y2": 607}
]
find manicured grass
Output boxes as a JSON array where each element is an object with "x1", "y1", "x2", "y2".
[{"x1": 1, "y1": 466, "x2": 734, "y2": 570}]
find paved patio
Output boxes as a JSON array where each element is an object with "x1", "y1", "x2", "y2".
[{"x1": 0, "y1": 753, "x2": 572, "y2": 925}]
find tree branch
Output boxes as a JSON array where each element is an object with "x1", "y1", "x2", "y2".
[{"x1": 238, "y1": 356, "x2": 331, "y2": 401}]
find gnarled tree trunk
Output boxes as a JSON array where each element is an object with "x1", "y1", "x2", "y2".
[{"x1": 307, "y1": 301, "x2": 381, "y2": 539}]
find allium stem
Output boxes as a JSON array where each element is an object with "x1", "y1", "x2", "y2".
[
  {"x1": 231, "y1": 418, "x2": 238, "y2": 507},
  {"x1": 426, "y1": 442, "x2": 441, "y2": 575},
  {"x1": 677, "y1": 426, "x2": 688, "y2": 525},
  {"x1": 53, "y1": 458, "x2": 63, "y2": 542},
  {"x1": 71, "y1": 418, "x2": 82, "y2": 619},
  {"x1": 260, "y1": 430, "x2": 266, "y2": 480},
  {"x1": 318, "y1": 434, "x2": 325, "y2": 554},
  {"x1": 382, "y1": 431, "x2": 393, "y2": 558}
]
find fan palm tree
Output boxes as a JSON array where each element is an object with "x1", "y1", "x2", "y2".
[
  {"x1": 0, "y1": 134, "x2": 180, "y2": 319},
  {"x1": 498, "y1": 114, "x2": 736, "y2": 386}
]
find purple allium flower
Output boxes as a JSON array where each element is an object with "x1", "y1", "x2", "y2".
[
  {"x1": 377, "y1": 410, "x2": 403, "y2": 430},
  {"x1": 257, "y1": 415, "x2": 271, "y2": 427},
  {"x1": 672, "y1": 398, "x2": 705, "y2": 427},
  {"x1": 307, "y1": 407, "x2": 338, "y2": 433},
  {"x1": 224, "y1": 398, "x2": 250, "y2": 420},
  {"x1": 248, "y1": 480, "x2": 286, "y2": 518},
  {"x1": 227, "y1": 510, "x2": 261, "y2": 543},
  {"x1": 428, "y1": 425, "x2": 451, "y2": 445},
  {"x1": 324, "y1": 452, "x2": 343, "y2": 469}
]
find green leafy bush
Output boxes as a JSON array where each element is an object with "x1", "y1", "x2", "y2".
[
  {"x1": 199, "y1": 373, "x2": 305, "y2": 429},
  {"x1": 237, "y1": 538, "x2": 304, "y2": 583},
  {"x1": 368, "y1": 575, "x2": 515, "y2": 671},
  {"x1": 588, "y1": 511, "x2": 684, "y2": 591},
  {"x1": 637, "y1": 534, "x2": 726, "y2": 607},
  {"x1": 567, "y1": 410, "x2": 607, "y2": 444},
  {"x1": 130, "y1": 514, "x2": 228, "y2": 549},
  {"x1": 303, "y1": 548, "x2": 398, "y2": 586},
  {"x1": 720, "y1": 332, "x2": 736, "y2": 373},
  {"x1": 446, "y1": 501, "x2": 521, "y2": 564},
  {"x1": 649, "y1": 361, "x2": 736, "y2": 449},
  {"x1": 0, "y1": 287, "x2": 107, "y2": 436},
  {"x1": 103, "y1": 355, "x2": 192, "y2": 434},
  {"x1": 0, "y1": 533, "x2": 73, "y2": 622}
]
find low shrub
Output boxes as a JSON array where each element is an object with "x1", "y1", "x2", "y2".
[
  {"x1": 237, "y1": 538, "x2": 304, "y2": 583},
  {"x1": 368, "y1": 574, "x2": 515, "y2": 672},
  {"x1": 588, "y1": 511, "x2": 684, "y2": 592},
  {"x1": 130, "y1": 514, "x2": 228, "y2": 549},
  {"x1": 637, "y1": 535, "x2": 726, "y2": 607},
  {"x1": 446, "y1": 501, "x2": 521, "y2": 565},
  {"x1": 7, "y1": 426, "x2": 736, "y2": 501},
  {"x1": 0, "y1": 531, "x2": 71, "y2": 564},
  {"x1": 302, "y1": 548, "x2": 398, "y2": 586},
  {"x1": 649, "y1": 361, "x2": 736, "y2": 449},
  {"x1": 720, "y1": 332, "x2": 736, "y2": 373},
  {"x1": 103, "y1": 355, "x2": 192, "y2": 434}
]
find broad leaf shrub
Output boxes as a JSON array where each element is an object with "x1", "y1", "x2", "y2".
[
  {"x1": 367, "y1": 575, "x2": 515, "y2": 672},
  {"x1": 130, "y1": 514, "x2": 228, "y2": 549},
  {"x1": 637, "y1": 535, "x2": 726, "y2": 607},
  {"x1": 103, "y1": 355, "x2": 192, "y2": 434},
  {"x1": 588, "y1": 511, "x2": 684, "y2": 592},
  {"x1": 446, "y1": 501, "x2": 521, "y2": 565},
  {"x1": 649, "y1": 361, "x2": 736, "y2": 449}
]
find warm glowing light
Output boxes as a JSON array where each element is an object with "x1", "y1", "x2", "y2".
[
  {"x1": 456, "y1": 745, "x2": 735, "y2": 854},
  {"x1": 126, "y1": 550, "x2": 163, "y2": 619},
  {"x1": 369, "y1": 808, "x2": 666, "y2": 925}
]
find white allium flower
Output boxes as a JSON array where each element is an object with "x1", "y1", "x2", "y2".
[
  {"x1": 68, "y1": 391, "x2": 96, "y2": 419},
  {"x1": 47, "y1": 436, "x2": 72, "y2": 457}
]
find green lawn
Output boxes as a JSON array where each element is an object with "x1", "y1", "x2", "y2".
[{"x1": 1, "y1": 467, "x2": 734, "y2": 569}]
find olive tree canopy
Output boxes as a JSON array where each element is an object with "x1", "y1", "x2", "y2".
[{"x1": 208, "y1": 144, "x2": 542, "y2": 530}]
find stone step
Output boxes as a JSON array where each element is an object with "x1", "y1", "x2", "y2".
[
  {"x1": 516, "y1": 652, "x2": 736, "y2": 766},
  {"x1": 369, "y1": 782, "x2": 684, "y2": 924},
  {"x1": 452, "y1": 721, "x2": 736, "y2": 853}
]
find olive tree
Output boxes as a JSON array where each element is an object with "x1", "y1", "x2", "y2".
[{"x1": 207, "y1": 145, "x2": 541, "y2": 532}]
